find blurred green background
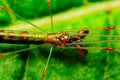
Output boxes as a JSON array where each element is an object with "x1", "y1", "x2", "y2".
[
  {"x1": 0, "y1": 0, "x2": 120, "y2": 80},
  {"x1": 0, "y1": 0, "x2": 106, "y2": 26}
]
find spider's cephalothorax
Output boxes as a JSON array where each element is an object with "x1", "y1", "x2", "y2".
[
  {"x1": 45, "y1": 28, "x2": 89, "y2": 55},
  {"x1": 45, "y1": 32, "x2": 71, "y2": 47}
]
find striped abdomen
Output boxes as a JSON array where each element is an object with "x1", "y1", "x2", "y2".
[{"x1": 0, "y1": 30, "x2": 46, "y2": 44}]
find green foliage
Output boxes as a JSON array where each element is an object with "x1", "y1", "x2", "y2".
[
  {"x1": 0, "y1": 1, "x2": 120, "y2": 80},
  {"x1": 0, "y1": 0, "x2": 107, "y2": 26},
  {"x1": 6, "y1": 0, "x2": 106, "y2": 18},
  {"x1": 0, "y1": 12, "x2": 11, "y2": 26},
  {"x1": 88, "y1": 0, "x2": 105, "y2": 2},
  {"x1": 51, "y1": 0, "x2": 83, "y2": 13},
  {"x1": 6, "y1": 0, "x2": 37, "y2": 19},
  {"x1": 0, "y1": 1, "x2": 12, "y2": 26},
  {"x1": 6, "y1": 0, "x2": 84, "y2": 19}
]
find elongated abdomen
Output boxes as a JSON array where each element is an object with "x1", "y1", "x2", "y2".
[{"x1": 0, "y1": 30, "x2": 46, "y2": 44}]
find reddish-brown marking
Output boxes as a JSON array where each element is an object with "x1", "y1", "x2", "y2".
[
  {"x1": 77, "y1": 48, "x2": 88, "y2": 55},
  {"x1": 48, "y1": 0, "x2": 51, "y2": 7},
  {"x1": 102, "y1": 47, "x2": 115, "y2": 51},
  {"x1": 0, "y1": 30, "x2": 5, "y2": 39},
  {"x1": 0, "y1": 54, "x2": 5, "y2": 57},
  {"x1": 103, "y1": 26, "x2": 115, "y2": 30},
  {"x1": 42, "y1": 70, "x2": 46, "y2": 80},
  {"x1": 0, "y1": 6, "x2": 9, "y2": 12},
  {"x1": 74, "y1": 44, "x2": 88, "y2": 55},
  {"x1": 21, "y1": 31, "x2": 28, "y2": 40},
  {"x1": 44, "y1": 39, "x2": 50, "y2": 44}
]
